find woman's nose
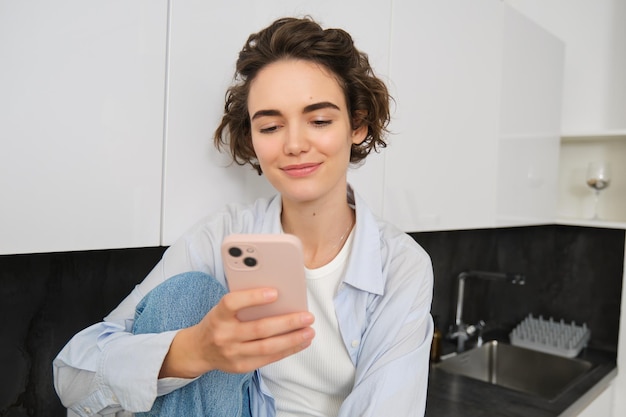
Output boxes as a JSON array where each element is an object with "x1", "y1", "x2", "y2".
[{"x1": 283, "y1": 124, "x2": 309, "y2": 155}]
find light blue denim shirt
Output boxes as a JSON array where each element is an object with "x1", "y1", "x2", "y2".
[{"x1": 54, "y1": 186, "x2": 434, "y2": 417}]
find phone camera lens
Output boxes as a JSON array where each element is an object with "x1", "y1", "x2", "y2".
[
  {"x1": 229, "y1": 247, "x2": 242, "y2": 257},
  {"x1": 243, "y1": 257, "x2": 257, "y2": 267}
]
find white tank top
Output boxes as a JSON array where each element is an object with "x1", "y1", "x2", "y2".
[{"x1": 260, "y1": 229, "x2": 356, "y2": 417}]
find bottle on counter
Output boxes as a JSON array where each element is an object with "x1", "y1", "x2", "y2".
[{"x1": 430, "y1": 315, "x2": 442, "y2": 363}]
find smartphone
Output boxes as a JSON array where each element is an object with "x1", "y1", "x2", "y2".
[{"x1": 221, "y1": 233, "x2": 308, "y2": 321}]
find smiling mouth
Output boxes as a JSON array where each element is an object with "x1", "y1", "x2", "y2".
[{"x1": 281, "y1": 163, "x2": 321, "y2": 177}]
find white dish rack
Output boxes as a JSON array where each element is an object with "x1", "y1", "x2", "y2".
[{"x1": 510, "y1": 314, "x2": 591, "y2": 358}]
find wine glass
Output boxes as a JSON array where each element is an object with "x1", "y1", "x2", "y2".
[{"x1": 586, "y1": 162, "x2": 611, "y2": 220}]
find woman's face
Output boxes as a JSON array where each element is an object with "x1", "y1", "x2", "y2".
[{"x1": 247, "y1": 59, "x2": 366, "y2": 206}]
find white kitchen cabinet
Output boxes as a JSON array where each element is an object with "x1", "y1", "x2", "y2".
[
  {"x1": 161, "y1": 0, "x2": 392, "y2": 245},
  {"x1": 384, "y1": 0, "x2": 564, "y2": 232},
  {"x1": 0, "y1": 1, "x2": 168, "y2": 254},
  {"x1": 0, "y1": 0, "x2": 569, "y2": 254},
  {"x1": 501, "y1": 0, "x2": 626, "y2": 228},
  {"x1": 384, "y1": 0, "x2": 502, "y2": 232},
  {"x1": 495, "y1": 6, "x2": 564, "y2": 227},
  {"x1": 575, "y1": 383, "x2": 614, "y2": 417},
  {"x1": 505, "y1": 0, "x2": 626, "y2": 134}
]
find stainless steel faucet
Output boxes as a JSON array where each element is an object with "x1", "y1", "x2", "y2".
[{"x1": 448, "y1": 270, "x2": 526, "y2": 352}]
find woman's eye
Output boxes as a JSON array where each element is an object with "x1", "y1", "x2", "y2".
[
  {"x1": 259, "y1": 125, "x2": 279, "y2": 134},
  {"x1": 312, "y1": 119, "x2": 332, "y2": 127}
]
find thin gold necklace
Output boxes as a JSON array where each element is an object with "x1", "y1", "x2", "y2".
[
  {"x1": 285, "y1": 214, "x2": 355, "y2": 267},
  {"x1": 317, "y1": 215, "x2": 355, "y2": 266},
  {"x1": 332, "y1": 216, "x2": 355, "y2": 252}
]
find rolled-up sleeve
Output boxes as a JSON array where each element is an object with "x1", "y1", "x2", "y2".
[
  {"x1": 53, "y1": 238, "x2": 204, "y2": 415},
  {"x1": 53, "y1": 307, "x2": 195, "y2": 415},
  {"x1": 52, "y1": 199, "x2": 268, "y2": 416}
]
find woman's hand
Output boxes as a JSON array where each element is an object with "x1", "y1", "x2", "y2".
[{"x1": 159, "y1": 287, "x2": 315, "y2": 378}]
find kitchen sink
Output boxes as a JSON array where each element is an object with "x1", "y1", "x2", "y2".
[{"x1": 435, "y1": 340, "x2": 593, "y2": 400}]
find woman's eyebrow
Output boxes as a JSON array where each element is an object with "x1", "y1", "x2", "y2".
[
  {"x1": 251, "y1": 109, "x2": 282, "y2": 121},
  {"x1": 303, "y1": 101, "x2": 340, "y2": 113},
  {"x1": 250, "y1": 101, "x2": 341, "y2": 121}
]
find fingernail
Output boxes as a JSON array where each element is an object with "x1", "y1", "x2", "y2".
[
  {"x1": 263, "y1": 289, "x2": 278, "y2": 300},
  {"x1": 301, "y1": 313, "x2": 314, "y2": 325}
]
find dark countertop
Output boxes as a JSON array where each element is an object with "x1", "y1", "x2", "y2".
[{"x1": 425, "y1": 346, "x2": 617, "y2": 417}]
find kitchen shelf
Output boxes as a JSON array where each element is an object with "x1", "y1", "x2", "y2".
[
  {"x1": 561, "y1": 130, "x2": 626, "y2": 142},
  {"x1": 557, "y1": 132, "x2": 626, "y2": 225}
]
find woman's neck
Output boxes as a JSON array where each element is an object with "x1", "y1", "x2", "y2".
[{"x1": 281, "y1": 199, "x2": 355, "y2": 269}]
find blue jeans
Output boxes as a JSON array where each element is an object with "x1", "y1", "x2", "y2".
[{"x1": 132, "y1": 271, "x2": 253, "y2": 417}]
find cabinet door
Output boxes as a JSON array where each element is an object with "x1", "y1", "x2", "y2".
[
  {"x1": 0, "y1": 1, "x2": 167, "y2": 254},
  {"x1": 384, "y1": 0, "x2": 503, "y2": 232},
  {"x1": 506, "y1": 0, "x2": 626, "y2": 134},
  {"x1": 496, "y1": 137, "x2": 560, "y2": 225},
  {"x1": 162, "y1": 0, "x2": 392, "y2": 245},
  {"x1": 575, "y1": 383, "x2": 614, "y2": 417},
  {"x1": 496, "y1": 5, "x2": 564, "y2": 226}
]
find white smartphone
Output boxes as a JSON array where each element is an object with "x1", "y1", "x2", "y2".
[{"x1": 221, "y1": 233, "x2": 308, "y2": 321}]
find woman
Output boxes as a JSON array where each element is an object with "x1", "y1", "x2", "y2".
[{"x1": 54, "y1": 16, "x2": 433, "y2": 417}]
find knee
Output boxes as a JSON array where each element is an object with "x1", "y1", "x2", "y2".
[{"x1": 133, "y1": 271, "x2": 227, "y2": 334}]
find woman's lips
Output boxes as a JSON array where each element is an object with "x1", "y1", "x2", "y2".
[{"x1": 281, "y1": 162, "x2": 321, "y2": 177}]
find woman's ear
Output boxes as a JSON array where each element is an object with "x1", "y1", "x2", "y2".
[
  {"x1": 351, "y1": 124, "x2": 368, "y2": 145},
  {"x1": 351, "y1": 110, "x2": 368, "y2": 145}
]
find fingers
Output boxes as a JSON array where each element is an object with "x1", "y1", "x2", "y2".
[
  {"x1": 161, "y1": 287, "x2": 315, "y2": 377},
  {"x1": 202, "y1": 315, "x2": 315, "y2": 374},
  {"x1": 191, "y1": 288, "x2": 316, "y2": 374},
  {"x1": 246, "y1": 324, "x2": 315, "y2": 357},
  {"x1": 242, "y1": 310, "x2": 314, "y2": 340},
  {"x1": 215, "y1": 288, "x2": 314, "y2": 340},
  {"x1": 216, "y1": 287, "x2": 279, "y2": 319},
  {"x1": 227, "y1": 326, "x2": 316, "y2": 373},
  {"x1": 240, "y1": 313, "x2": 316, "y2": 370}
]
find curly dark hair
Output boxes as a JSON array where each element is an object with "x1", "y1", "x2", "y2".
[{"x1": 214, "y1": 16, "x2": 391, "y2": 175}]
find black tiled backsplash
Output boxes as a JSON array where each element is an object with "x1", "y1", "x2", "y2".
[
  {"x1": 1, "y1": 225, "x2": 623, "y2": 416},
  {"x1": 411, "y1": 225, "x2": 625, "y2": 352},
  {"x1": 0, "y1": 247, "x2": 166, "y2": 417}
]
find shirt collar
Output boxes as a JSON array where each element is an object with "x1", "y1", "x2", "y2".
[
  {"x1": 264, "y1": 185, "x2": 385, "y2": 296},
  {"x1": 344, "y1": 186, "x2": 385, "y2": 295}
]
